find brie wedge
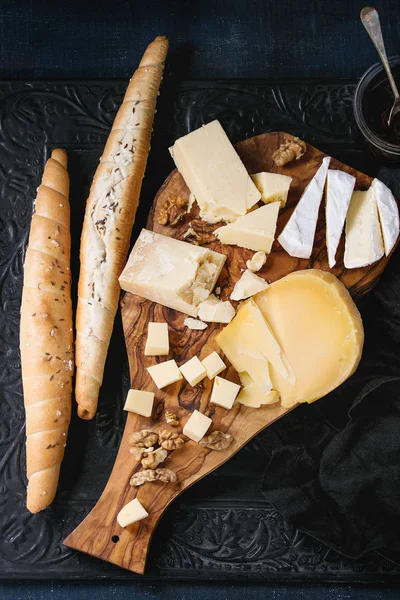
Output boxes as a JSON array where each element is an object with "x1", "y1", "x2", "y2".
[
  {"x1": 344, "y1": 189, "x2": 384, "y2": 268},
  {"x1": 215, "y1": 202, "x2": 280, "y2": 253},
  {"x1": 325, "y1": 169, "x2": 356, "y2": 268},
  {"x1": 278, "y1": 156, "x2": 331, "y2": 258},
  {"x1": 372, "y1": 178, "x2": 399, "y2": 256}
]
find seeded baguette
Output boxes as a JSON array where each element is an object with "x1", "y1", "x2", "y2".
[
  {"x1": 20, "y1": 149, "x2": 74, "y2": 514},
  {"x1": 75, "y1": 36, "x2": 169, "y2": 420}
]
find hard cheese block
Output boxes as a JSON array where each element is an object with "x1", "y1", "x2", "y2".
[
  {"x1": 169, "y1": 120, "x2": 260, "y2": 223},
  {"x1": 278, "y1": 156, "x2": 331, "y2": 258},
  {"x1": 344, "y1": 189, "x2": 384, "y2": 269},
  {"x1": 254, "y1": 270, "x2": 364, "y2": 408},
  {"x1": 215, "y1": 202, "x2": 280, "y2": 253},
  {"x1": 325, "y1": 169, "x2": 356, "y2": 268},
  {"x1": 251, "y1": 172, "x2": 292, "y2": 207},
  {"x1": 119, "y1": 229, "x2": 226, "y2": 317}
]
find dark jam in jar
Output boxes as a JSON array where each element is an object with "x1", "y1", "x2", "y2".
[{"x1": 361, "y1": 63, "x2": 400, "y2": 145}]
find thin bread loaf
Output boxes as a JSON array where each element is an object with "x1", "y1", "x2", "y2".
[
  {"x1": 20, "y1": 149, "x2": 74, "y2": 513},
  {"x1": 75, "y1": 36, "x2": 169, "y2": 419}
]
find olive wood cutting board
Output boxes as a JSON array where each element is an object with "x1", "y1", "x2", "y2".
[{"x1": 64, "y1": 132, "x2": 398, "y2": 574}]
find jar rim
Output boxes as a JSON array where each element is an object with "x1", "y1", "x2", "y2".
[{"x1": 353, "y1": 56, "x2": 400, "y2": 155}]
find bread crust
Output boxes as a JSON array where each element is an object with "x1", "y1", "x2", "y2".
[{"x1": 75, "y1": 36, "x2": 169, "y2": 420}]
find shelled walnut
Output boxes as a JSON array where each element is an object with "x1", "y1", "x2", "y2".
[
  {"x1": 199, "y1": 431, "x2": 233, "y2": 451},
  {"x1": 165, "y1": 410, "x2": 179, "y2": 426},
  {"x1": 129, "y1": 446, "x2": 154, "y2": 460},
  {"x1": 158, "y1": 430, "x2": 185, "y2": 451},
  {"x1": 272, "y1": 137, "x2": 306, "y2": 167},
  {"x1": 130, "y1": 468, "x2": 177, "y2": 487},
  {"x1": 158, "y1": 193, "x2": 187, "y2": 226},
  {"x1": 141, "y1": 447, "x2": 168, "y2": 470},
  {"x1": 129, "y1": 430, "x2": 158, "y2": 448}
]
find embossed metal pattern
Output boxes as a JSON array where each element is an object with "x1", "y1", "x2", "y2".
[{"x1": 1, "y1": 79, "x2": 399, "y2": 581}]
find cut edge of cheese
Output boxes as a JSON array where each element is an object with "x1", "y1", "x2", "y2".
[
  {"x1": 325, "y1": 169, "x2": 356, "y2": 268},
  {"x1": 372, "y1": 178, "x2": 400, "y2": 256},
  {"x1": 278, "y1": 156, "x2": 331, "y2": 259},
  {"x1": 215, "y1": 202, "x2": 280, "y2": 253}
]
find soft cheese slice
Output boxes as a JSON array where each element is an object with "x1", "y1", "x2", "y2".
[
  {"x1": 372, "y1": 178, "x2": 399, "y2": 256},
  {"x1": 255, "y1": 270, "x2": 364, "y2": 408},
  {"x1": 169, "y1": 120, "x2": 260, "y2": 223},
  {"x1": 215, "y1": 202, "x2": 280, "y2": 253},
  {"x1": 119, "y1": 229, "x2": 226, "y2": 317},
  {"x1": 230, "y1": 270, "x2": 269, "y2": 301},
  {"x1": 325, "y1": 169, "x2": 356, "y2": 268},
  {"x1": 251, "y1": 172, "x2": 292, "y2": 207},
  {"x1": 344, "y1": 189, "x2": 384, "y2": 268},
  {"x1": 278, "y1": 156, "x2": 331, "y2": 258},
  {"x1": 216, "y1": 320, "x2": 272, "y2": 393}
]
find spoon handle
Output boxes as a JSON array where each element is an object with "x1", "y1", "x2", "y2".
[{"x1": 361, "y1": 6, "x2": 400, "y2": 100}]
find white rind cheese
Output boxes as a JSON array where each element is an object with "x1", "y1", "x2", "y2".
[
  {"x1": 251, "y1": 172, "x2": 292, "y2": 207},
  {"x1": 230, "y1": 270, "x2": 269, "y2": 301},
  {"x1": 169, "y1": 120, "x2": 260, "y2": 223},
  {"x1": 278, "y1": 156, "x2": 331, "y2": 258},
  {"x1": 344, "y1": 189, "x2": 384, "y2": 268},
  {"x1": 215, "y1": 202, "x2": 280, "y2": 253},
  {"x1": 119, "y1": 229, "x2": 226, "y2": 317},
  {"x1": 372, "y1": 178, "x2": 399, "y2": 256},
  {"x1": 325, "y1": 169, "x2": 356, "y2": 268}
]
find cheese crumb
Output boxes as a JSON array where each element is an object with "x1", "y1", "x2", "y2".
[{"x1": 184, "y1": 317, "x2": 208, "y2": 330}]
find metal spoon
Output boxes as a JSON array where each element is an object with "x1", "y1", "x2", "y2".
[{"x1": 361, "y1": 6, "x2": 400, "y2": 126}]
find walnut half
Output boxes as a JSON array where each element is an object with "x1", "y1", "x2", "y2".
[
  {"x1": 129, "y1": 430, "x2": 158, "y2": 448},
  {"x1": 141, "y1": 447, "x2": 168, "y2": 470},
  {"x1": 165, "y1": 410, "x2": 179, "y2": 427},
  {"x1": 130, "y1": 468, "x2": 177, "y2": 487},
  {"x1": 272, "y1": 137, "x2": 306, "y2": 167},
  {"x1": 158, "y1": 193, "x2": 187, "y2": 226},
  {"x1": 199, "y1": 431, "x2": 233, "y2": 451},
  {"x1": 158, "y1": 430, "x2": 185, "y2": 451}
]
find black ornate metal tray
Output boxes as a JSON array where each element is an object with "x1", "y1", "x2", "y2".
[{"x1": 1, "y1": 78, "x2": 399, "y2": 582}]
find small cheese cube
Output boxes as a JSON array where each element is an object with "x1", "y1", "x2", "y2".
[
  {"x1": 179, "y1": 356, "x2": 207, "y2": 386},
  {"x1": 147, "y1": 359, "x2": 183, "y2": 389},
  {"x1": 210, "y1": 376, "x2": 241, "y2": 410},
  {"x1": 145, "y1": 322, "x2": 169, "y2": 356},
  {"x1": 124, "y1": 389, "x2": 154, "y2": 417},
  {"x1": 183, "y1": 409, "x2": 212, "y2": 443},
  {"x1": 117, "y1": 498, "x2": 148, "y2": 528},
  {"x1": 201, "y1": 351, "x2": 226, "y2": 379}
]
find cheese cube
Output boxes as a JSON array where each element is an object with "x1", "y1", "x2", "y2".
[
  {"x1": 251, "y1": 172, "x2": 292, "y2": 207},
  {"x1": 124, "y1": 389, "x2": 154, "y2": 417},
  {"x1": 183, "y1": 409, "x2": 212, "y2": 443},
  {"x1": 215, "y1": 202, "x2": 280, "y2": 253},
  {"x1": 169, "y1": 120, "x2": 260, "y2": 223},
  {"x1": 147, "y1": 360, "x2": 183, "y2": 389},
  {"x1": 210, "y1": 376, "x2": 241, "y2": 410},
  {"x1": 119, "y1": 229, "x2": 226, "y2": 317},
  {"x1": 201, "y1": 351, "x2": 226, "y2": 379},
  {"x1": 179, "y1": 356, "x2": 207, "y2": 386},
  {"x1": 117, "y1": 498, "x2": 148, "y2": 528},
  {"x1": 145, "y1": 322, "x2": 169, "y2": 356},
  {"x1": 197, "y1": 295, "x2": 235, "y2": 323}
]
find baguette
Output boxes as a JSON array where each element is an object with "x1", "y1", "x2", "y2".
[
  {"x1": 75, "y1": 36, "x2": 169, "y2": 420},
  {"x1": 20, "y1": 149, "x2": 73, "y2": 513}
]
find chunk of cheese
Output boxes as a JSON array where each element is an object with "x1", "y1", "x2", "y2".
[
  {"x1": 278, "y1": 156, "x2": 331, "y2": 258},
  {"x1": 183, "y1": 409, "x2": 212, "y2": 443},
  {"x1": 236, "y1": 383, "x2": 279, "y2": 408},
  {"x1": 210, "y1": 376, "x2": 241, "y2": 410},
  {"x1": 230, "y1": 269, "x2": 269, "y2": 301},
  {"x1": 251, "y1": 172, "x2": 292, "y2": 207},
  {"x1": 183, "y1": 317, "x2": 208, "y2": 330},
  {"x1": 124, "y1": 389, "x2": 154, "y2": 417},
  {"x1": 201, "y1": 351, "x2": 226, "y2": 379},
  {"x1": 246, "y1": 251, "x2": 267, "y2": 272},
  {"x1": 216, "y1": 320, "x2": 272, "y2": 393},
  {"x1": 344, "y1": 189, "x2": 384, "y2": 268},
  {"x1": 255, "y1": 270, "x2": 364, "y2": 408},
  {"x1": 119, "y1": 229, "x2": 226, "y2": 317},
  {"x1": 372, "y1": 178, "x2": 399, "y2": 256},
  {"x1": 179, "y1": 356, "x2": 207, "y2": 386},
  {"x1": 169, "y1": 120, "x2": 260, "y2": 223},
  {"x1": 147, "y1": 359, "x2": 183, "y2": 389},
  {"x1": 197, "y1": 295, "x2": 235, "y2": 323},
  {"x1": 215, "y1": 202, "x2": 280, "y2": 253},
  {"x1": 144, "y1": 322, "x2": 169, "y2": 356},
  {"x1": 325, "y1": 169, "x2": 356, "y2": 268},
  {"x1": 117, "y1": 498, "x2": 148, "y2": 528}
]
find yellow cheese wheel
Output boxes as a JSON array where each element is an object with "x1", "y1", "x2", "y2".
[{"x1": 254, "y1": 269, "x2": 364, "y2": 408}]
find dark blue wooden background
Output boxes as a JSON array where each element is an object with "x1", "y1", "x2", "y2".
[{"x1": 1, "y1": 0, "x2": 400, "y2": 598}]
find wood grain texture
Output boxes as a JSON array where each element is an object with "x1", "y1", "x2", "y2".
[{"x1": 64, "y1": 132, "x2": 398, "y2": 574}]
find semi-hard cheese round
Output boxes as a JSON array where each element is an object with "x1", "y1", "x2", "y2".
[{"x1": 254, "y1": 270, "x2": 364, "y2": 408}]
